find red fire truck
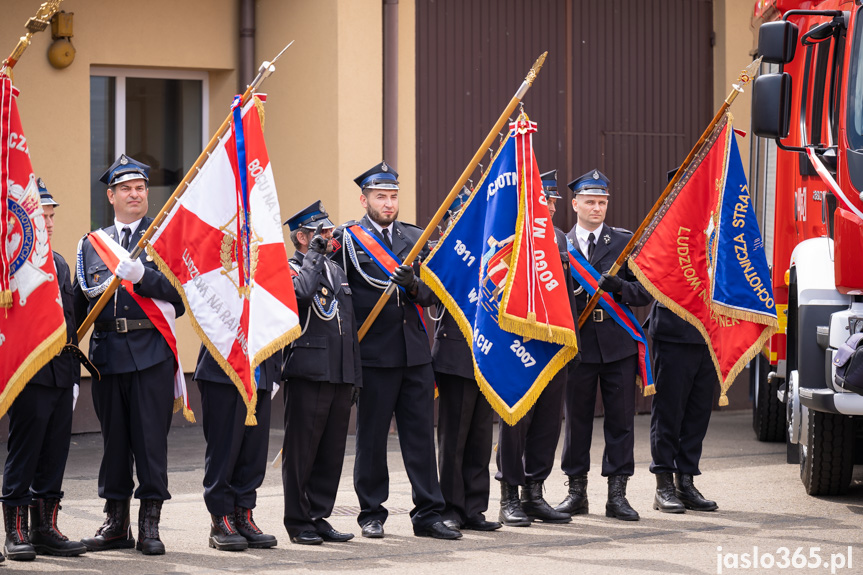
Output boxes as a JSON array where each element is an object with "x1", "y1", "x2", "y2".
[{"x1": 749, "y1": 0, "x2": 863, "y2": 495}]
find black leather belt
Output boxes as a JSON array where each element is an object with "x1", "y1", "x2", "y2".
[
  {"x1": 95, "y1": 318, "x2": 155, "y2": 333},
  {"x1": 592, "y1": 309, "x2": 606, "y2": 323}
]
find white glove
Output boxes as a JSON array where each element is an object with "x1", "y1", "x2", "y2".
[{"x1": 115, "y1": 257, "x2": 145, "y2": 284}]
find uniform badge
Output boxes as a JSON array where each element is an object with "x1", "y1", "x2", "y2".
[
  {"x1": 593, "y1": 170, "x2": 600, "y2": 180},
  {"x1": 603, "y1": 234, "x2": 611, "y2": 244},
  {"x1": 381, "y1": 161, "x2": 388, "y2": 172},
  {"x1": 94, "y1": 273, "x2": 100, "y2": 283},
  {"x1": 320, "y1": 298, "x2": 326, "y2": 306},
  {"x1": 120, "y1": 155, "x2": 129, "y2": 165},
  {"x1": 321, "y1": 287, "x2": 328, "y2": 296}
]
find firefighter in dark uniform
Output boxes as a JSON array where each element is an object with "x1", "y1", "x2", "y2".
[
  {"x1": 331, "y1": 162, "x2": 460, "y2": 540},
  {"x1": 555, "y1": 169, "x2": 652, "y2": 521},
  {"x1": 1, "y1": 180, "x2": 87, "y2": 561},
  {"x1": 73, "y1": 155, "x2": 184, "y2": 555},
  {"x1": 648, "y1": 169, "x2": 718, "y2": 514},
  {"x1": 193, "y1": 348, "x2": 280, "y2": 551},
  {"x1": 432, "y1": 189, "x2": 501, "y2": 532},
  {"x1": 495, "y1": 170, "x2": 575, "y2": 527},
  {"x1": 281, "y1": 201, "x2": 362, "y2": 545}
]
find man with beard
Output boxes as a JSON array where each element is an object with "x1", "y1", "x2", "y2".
[{"x1": 331, "y1": 162, "x2": 459, "y2": 540}]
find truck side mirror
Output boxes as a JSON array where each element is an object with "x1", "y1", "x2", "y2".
[
  {"x1": 758, "y1": 21, "x2": 799, "y2": 64},
  {"x1": 752, "y1": 73, "x2": 792, "y2": 139}
]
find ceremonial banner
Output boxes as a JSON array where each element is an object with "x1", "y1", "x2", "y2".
[
  {"x1": 629, "y1": 113, "x2": 777, "y2": 405},
  {"x1": 421, "y1": 114, "x2": 578, "y2": 424},
  {"x1": 148, "y1": 95, "x2": 301, "y2": 424},
  {"x1": 0, "y1": 75, "x2": 66, "y2": 415}
]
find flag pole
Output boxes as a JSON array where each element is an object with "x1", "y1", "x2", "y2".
[
  {"x1": 576, "y1": 57, "x2": 762, "y2": 328},
  {"x1": 76, "y1": 42, "x2": 294, "y2": 341},
  {"x1": 1, "y1": 0, "x2": 64, "y2": 75},
  {"x1": 356, "y1": 51, "x2": 548, "y2": 342}
]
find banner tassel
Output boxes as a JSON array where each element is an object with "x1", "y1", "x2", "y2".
[
  {"x1": 0, "y1": 290, "x2": 11, "y2": 309},
  {"x1": 718, "y1": 393, "x2": 729, "y2": 407}
]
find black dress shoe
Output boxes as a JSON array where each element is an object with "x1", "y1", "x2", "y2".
[
  {"x1": 442, "y1": 519, "x2": 461, "y2": 531},
  {"x1": 361, "y1": 520, "x2": 384, "y2": 539},
  {"x1": 462, "y1": 518, "x2": 502, "y2": 531},
  {"x1": 413, "y1": 521, "x2": 462, "y2": 540},
  {"x1": 675, "y1": 474, "x2": 718, "y2": 511},
  {"x1": 290, "y1": 530, "x2": 323, "y2": 545},
  {"x1": 318, "y1": 527, "x2": 354, "y2": 542},
  {"x1": 653, "y1": 473, "x2": 685, "y2": 514}
]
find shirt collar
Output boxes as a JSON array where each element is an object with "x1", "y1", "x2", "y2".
[
  {"x1": 575, "y1": 222, "x2": 603, "y2": 244},
  {"x1": 367, "y1": 218, "x2": 393, "y2": 236},
  {"x1": 114, "y1": 217, "x2": 143, "y2": 238}
]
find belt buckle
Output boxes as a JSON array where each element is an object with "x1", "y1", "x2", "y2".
[
  {"x1": 115, "y1": 318, "x2": 128, "y2": 333},
  {"x1": 592, "y1": 309, "x2": 604, "y2": 323}
]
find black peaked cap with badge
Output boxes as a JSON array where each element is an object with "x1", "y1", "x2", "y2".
[
  {"x1": 540, "y1": 169, "x2": 562, "y2": 199},
  {"x1": 285, "y1": 201, "x2": 335, "y2": 231},
  {"x1": 37, "y1": 177, "x2": 59, "y2": 206},
  {"x1": 568, "y1": 169, "x2": 610, "y2": 196},
  {"x1": 99, "y1": 154, "x2": 150, "y2": 187},
  {"x1": 353, "y1": 161, "x2": 399, "y2": 191}
]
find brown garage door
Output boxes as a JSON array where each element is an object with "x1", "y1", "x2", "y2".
[{"x1": 416, "y1": 0, "x2": 714, "y2": 415}]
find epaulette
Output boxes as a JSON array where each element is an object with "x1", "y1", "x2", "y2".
[
  {"x1": 401, "y1": 222, "x2": 423, "y2": 231},
  {"x1": 613, "y1": 227, "x2": 633, "y2": 235}
]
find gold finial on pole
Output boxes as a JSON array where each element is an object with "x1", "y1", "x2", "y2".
[
  {"x1": 2, "y1": 0, "x2": 64, "y2": 73},
  {"x1": 727, "y1": 56, "x2": 763, "y2": 105},
  {"x1": 525, "y1": 51, "x2": 548, "y2": 86}
]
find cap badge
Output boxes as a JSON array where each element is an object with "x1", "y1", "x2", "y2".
[
  {"x1": 593, "y1": 170, "x2": 599, "y2": 180},
  {"x1": 120, "y1": 155, "x2": 129, "y2": 165},
  {"x1": 381, "y1": 161, "x2": 388, "y2": 172}
]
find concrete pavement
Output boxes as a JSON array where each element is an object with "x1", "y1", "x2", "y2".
[{"x1": 1, "y1": 411, "x2": 862, "y2": 574}]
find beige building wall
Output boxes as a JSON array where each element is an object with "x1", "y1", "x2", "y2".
[{"x1": 714, "y1": 0, "x2": 757, "y2": 169}]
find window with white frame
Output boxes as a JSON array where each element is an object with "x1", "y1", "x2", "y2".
[{"x1": 90, "y1": 68, "x2": 208, "y2": 229}]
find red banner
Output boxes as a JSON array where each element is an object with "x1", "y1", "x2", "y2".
[
  {"x1": 498, "y1": 114, "x2": 578, "y2": 347},
  {"x1": 0, "y1": 75, "x2": 66, "y2": 416}
]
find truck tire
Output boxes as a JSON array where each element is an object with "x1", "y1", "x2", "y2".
[
  {"x1": 752, "y1": 354, "x2": 785, "y2": 442},
  {"x1": 799, "y1": 409, "x2": 855, "y2": 496}
]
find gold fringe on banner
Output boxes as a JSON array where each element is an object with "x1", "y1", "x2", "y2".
[
  {"x1": 253, "y1": 95, "x2": 266, "y2": 133},
  {"x1": 0, "y1": 323, "x2": 66, "y2": 419}
]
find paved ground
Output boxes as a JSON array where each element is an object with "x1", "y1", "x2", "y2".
[{"x1": 1, "y1": 411, "x2": 862, "y2": 574}]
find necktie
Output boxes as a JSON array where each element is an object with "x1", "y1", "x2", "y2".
[
  {"x1": 382, "y1": 228, "x2": 393, "y2": 250},
  {"x1": 587, "y1": 232, "x2": 596, "y2": 261},
  {"x1": 121, "y1": 226, "x2": 132, "y2": 251}
]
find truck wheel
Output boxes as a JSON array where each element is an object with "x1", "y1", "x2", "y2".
[
  {"x1": 752, "y1": 354, "x2": 785, "y2": 442},
  {"x1": 799, "y1": 409, "x2": 855, "y2": 495}
]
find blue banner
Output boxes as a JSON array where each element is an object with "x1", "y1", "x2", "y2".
[
  {"x1": 421, "y1": 135, "x2": 577, "y2": 424},
  {"x1": 709, "y1": 133, "x2": 776, "y2": 321}
]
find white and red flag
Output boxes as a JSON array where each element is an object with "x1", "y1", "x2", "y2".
[
  {"x1": 0, "y1": 74, "x2": 66, "y2": 416},
  {"x1": 148, "y1": 95, "x2": 301, "y2": 424}
]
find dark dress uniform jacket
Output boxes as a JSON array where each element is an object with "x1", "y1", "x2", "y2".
[
  {"x1": 431, "y1": 308, "x2": 472, "y2": 379},
  {"x1": 73, "y1": 217, "x2": 184, "y2": 374},
  {"x1": 647, "y1": 302, "x2": 706, "y2": 345},
  {"x1": 565, "y1": 225, "x2": 651, "y2": 363},
  {"x1": 331, "y1": 214, "x2": 437, "y2": 367},
  {"x1": 284, "y1": 249, "x2": 362, "y2": 386},
  {"x1": 193, "y1": 347, "x2": 281, "y2": 393},
  {"x1": 31, "y1": 252, "x2": 79, "y2": 388}
]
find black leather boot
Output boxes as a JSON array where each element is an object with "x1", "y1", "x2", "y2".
[
  {"x1": 653, "y1": 473, "x2": 685, "y2": 514},
  {"x1": 521, "y1": 481, "x2": 571, "y2": 523},
  {"x1": 209, "y1": 514, "x2": 248, "y2": 551},
  {"x1": 136, "y1": 500, "x2": 165, "y2": 555},
  {"x1": 81, "y1": 499, "x2": 134, "y2": 551},
  {"x1": 234, "y1": 507, "x2": 277, "y2": 548},
  {"x1": 675, "y1": 474, "x2": 718, "y2": 511},
  {"x1": 498, "y1": 482, "x2": 530, "y2": 527},
  {"x1": 29, "y1": 498, "x2": 86, "y2": 556},
  {"x1": 3, "y1": 503, "x2": 35, "y2": 560},
  {"x1": 554, "y1": 474, "x2": 589, "y2": 515},
  {"x1": 605, "y1": 475, "x2": 639, "y2": 521}
]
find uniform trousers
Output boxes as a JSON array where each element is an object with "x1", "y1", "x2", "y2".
[
  {"x1": 562, "y1": 355, "x2": 637, "y2": 477},
  {"x1": 2, "y1": 385, "x2": 73, "y2": 506},
  {"x1": 92, "y1": 359, "x2": 174, "y2": 501},
  {"x1": 495, "y1": 368, "x2": 566, "y2": 486},
  {"x1": 282, "y1": 379, "x2": 352, "y2": 537},
  {"x1": 354, "y1": 364, "x2": 445, "y2": 529},
  {"x1": 649, "y1": 340, "x2": 715, "y2": 475},
  {"x1": 198, "y1": 380, "x2": 271, "y2": 516},
  {"x1": 435, "y1": 372, "x2": 493, "y2": 523}
]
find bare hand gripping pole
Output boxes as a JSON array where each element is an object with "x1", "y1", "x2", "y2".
[
  {"x1": 576, "y1": 57, "x2": 762, "y2": 328},
  {"x1": 356, "y1": 52, "x2": 548, "y2": 342},
  {"x1": 76, "y1": 42, "x2": 294, "y2": 341}
]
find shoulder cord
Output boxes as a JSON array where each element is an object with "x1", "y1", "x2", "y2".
[{"x1": 76, "y1": 236, "x2": 114, "y2": 300}]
